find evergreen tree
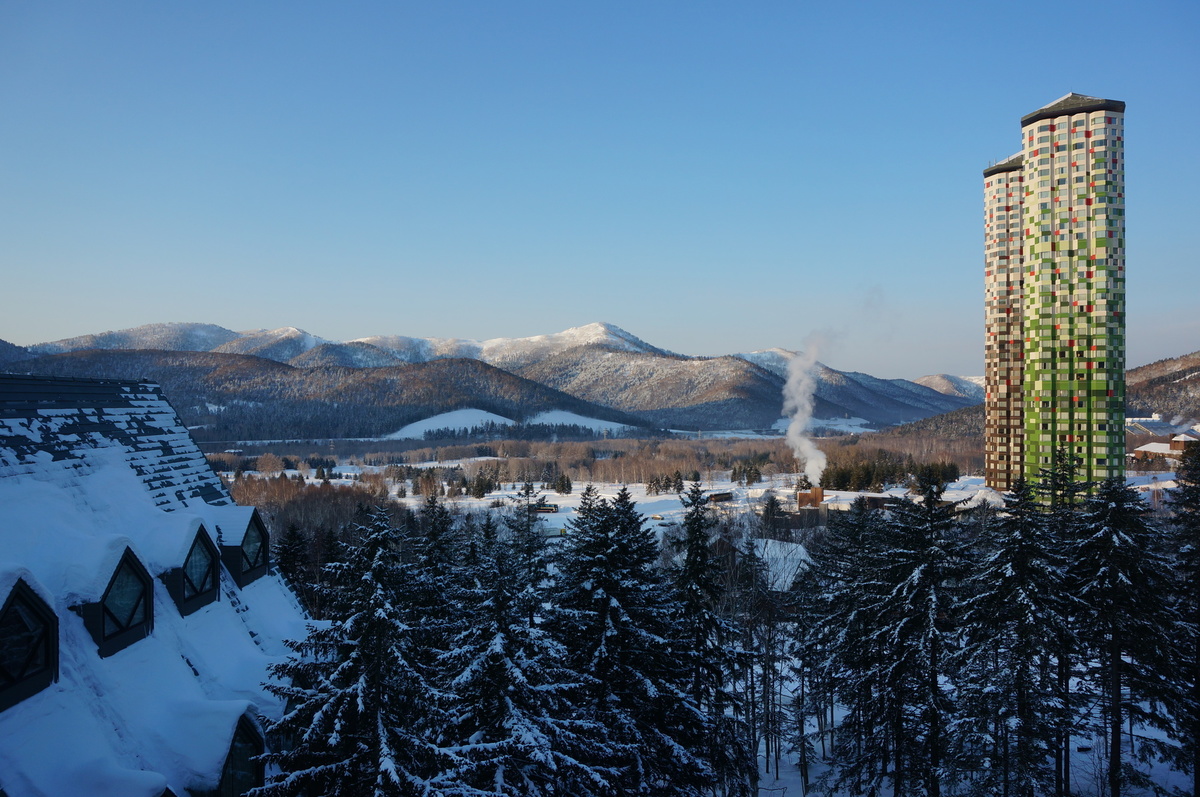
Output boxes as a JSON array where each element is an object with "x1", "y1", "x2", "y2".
[
  {"x1": 816, "y1": 486, "x2": 964, "y2": 795},
  {"x1": 1035, "y1": 447, "x2": 1088, "y2": 797},
  {"x1": 546, "y1": 485, "x2": 713, "y2": 796},
  {"x1": 954, "y1": 479, "x2": 1068, "y2": 796},
  {"x1": 1072, "y1": 478, "x2": 1180, "y2": 797},
  {"x1": 874, "y1": 484, "x2": 964, "y2": 797},
  {"x1": 274, "y1": 523, "x2": 310, "y2": 596},
  {"x1": 671, "y1": 483, "x2": 754, "y2": 796},
  {"x1": 803, "y1": 497, "x2": 893, "y2": 796},
  {"x1": 1167, "y1": 445, "x2": 1200, "y2": 793},
  {"x1": 255, "y1": 508, "x2": 449, "y2": 796},
  {"x1": 438, "y1": 510, "x2": 601, "y2": 796}
]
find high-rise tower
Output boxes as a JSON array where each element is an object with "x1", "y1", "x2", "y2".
[{"x1": 984, "y1": 94, "x2": 1126, "y2": 491}]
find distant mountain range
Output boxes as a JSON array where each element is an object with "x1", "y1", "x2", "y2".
[{"x1": 3, "y1": 321, "x2": 993, "y2": 439}]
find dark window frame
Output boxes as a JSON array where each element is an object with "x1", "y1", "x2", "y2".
[
  {"x1": 220, "y1": 513, "x2": 270, "y2": 588},
  {"x1": 0, "y1": 579, "x2": 58, "y2": 711},
  {"x1": 79, "y1": 548, "x2": 154, "y2": 658},
  {"x1": 192, "y1": 715, "x2": 265, "y2": 797},
  {"x1": 161, "y1": 527, "x2": 220, "y2": 617}
]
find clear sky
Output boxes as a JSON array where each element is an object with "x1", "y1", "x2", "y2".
[{"x1": 1, "y1": 0, "x2": 1196, "y2": 378}]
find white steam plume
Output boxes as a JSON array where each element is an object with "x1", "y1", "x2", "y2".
[{"x1": 783, "y1": 340, "x2": 827, "y2": 487}]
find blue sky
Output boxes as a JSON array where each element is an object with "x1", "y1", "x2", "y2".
[{"x1": 1, "y1": 1, "x2": 1196, "y2": 378}]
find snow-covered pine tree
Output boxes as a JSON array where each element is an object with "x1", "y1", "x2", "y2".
[
  {"x1": 1166, "y1": 445, "x2": 1200, "y2": 794},
  {"x1": 505, "y1": 482, "x2": 551, "y2": 628},
  {"x1": 437, "y1": 506, "x2": 603, "y2": 797},
  {"x1": 254, "y1": 507, "x2": 449, "y2": 797},
  {"x1": 1071, "y1": 478, "x2": 1181, "y2": 797},
  {"x1": 802, "y1": 496, "x2": 893, "y2": 796},
  {"x1": 954, "y1": 479, "x2": 1069, "y2": 797},
  {"x1": 829, "y1": 484, "x2": 964, "y2": 797},
  {"x1": 671, "y1": 483, "x2": 754, "y2": 797},
  {"x1": 1034, "y1": 447, "x2": 1089, "y2": 797},
  {"x1": 545, "y1": 485, "x2": 713, "y2": 796}
]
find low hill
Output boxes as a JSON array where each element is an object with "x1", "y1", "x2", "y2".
[
  {"x1": 1126, "y1": 349, "x2": 1200, "y2": 423},
  {"x1": 29, "y1": 322, "x2": 240, "y2": 355},
  {"x1": 11, "y1": 349, "x2": 650, "y2": 442},
  {"x1": 0, "y1": 338, "x2": 30, "y2": 366}
]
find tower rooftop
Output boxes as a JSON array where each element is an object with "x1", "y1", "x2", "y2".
[{"x1": 1021, "y1": 93, "x2": 1125, "y2": 126}]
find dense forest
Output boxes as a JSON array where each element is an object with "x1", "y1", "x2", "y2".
[{"x1": 242, "y1": 448, "x2": 1199, "y2": 796}]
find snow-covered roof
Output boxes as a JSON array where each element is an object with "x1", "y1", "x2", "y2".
[
  {"x1": 0, "y1": 375, "x2": 306, "y2": 795},
  {"x1": 1136, "y1": 442, "x2": 1175, "y2": 455},
  {"x1": 0, "y1": 374, "x2": 231, "y2": 510}
]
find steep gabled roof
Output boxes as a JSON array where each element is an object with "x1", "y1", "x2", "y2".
[
  {"x1": 1021, "y1": 93, "x2": 1125, "y2": 126},
  {"x1": 0, "y1": 374, "x2": 306, "y2": 795},
  {"x1": 0, "y1": 374, "x2": 229, "y2": 510}
]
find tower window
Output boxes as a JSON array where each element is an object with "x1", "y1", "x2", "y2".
[{"x1": 0, "y1": 580, "x2": 57, "y2": 712}]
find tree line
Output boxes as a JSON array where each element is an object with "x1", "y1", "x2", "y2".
[
  {"x1": 256, "y1": 446, "x2": 1200, "y2": 796},
  {"x1": 790, "y1": 448, "x2": 1198, "y2": 796}
]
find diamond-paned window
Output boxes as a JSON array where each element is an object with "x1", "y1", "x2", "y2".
[
  {"x1": 102, "y1": 555, "x2": 150, "y2": 640},
  {"x1": 220, "y1": 717, "x2": 264, "y2": 797},
  {"x1": 241, "y1": 524, "x2": 265, "y2": 571},
  {"x1": 0, "y1": 580, "x2": 57, "y2": 710},
  {"x1": 183, "y1": 536, "x2": 217, "y2": 600}
]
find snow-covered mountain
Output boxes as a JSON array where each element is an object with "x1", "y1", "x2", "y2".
[
  {"x1": 288, "y1": 341, "x2": 404, "y2": 368},
  {"x1": 213, "y1": 326, "x2": 331, "y2": 362},
  {"x1": 28, "y1": 322, "x2": 241, "y2": 355},
  {"x1": 355, "y1": 322, "x2": 673, "y2": 370},
  {"x1": 731, "y1": 348, "x2": 796, "y2": 379},
  {"x1": 17, "y1": 321, "x2": 980, "y2": 431},
  {"x1": 913, "y1": 374, "x2": 986, "y2": 402}
]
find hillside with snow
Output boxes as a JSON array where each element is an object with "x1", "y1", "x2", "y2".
[
  {"x1": 14, "y1": 320, "x2": 986, "y2": 434},
  {"x1": 28, "y1": 322, "x2": 241, "y2": 355}
]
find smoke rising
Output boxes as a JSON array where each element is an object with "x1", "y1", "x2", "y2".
[{"x1": 783, "y1": 339, "x2": 827, "y2": 486}]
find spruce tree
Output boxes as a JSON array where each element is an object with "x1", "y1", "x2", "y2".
[
  {"x1": 819, "y1": 485, "x2": 964, "y2": 796},
  {"x1": 803, "y1": 497, "x2": 893, "y2": 796},
  {"x1": 1167, "y1": 445, "x2": 1200, "y2": 794},
  {"x1": 438, "y1": 510, "x2": 601, "y2": 796},
  {"x1": 671, "y1": 483, "x2": 754, "y2": 796},
  {"x1": 955, "y1": 479, "x2": 1068, "y2": 796},
  {"x1": 1072, "y1": 478, "x2": 1180, "y2": 797},
  {"x1": 545, "y1": 485, "x2": 712, "y2": 796},
  {"x1": 255, "y1": 507, "x2": 448, "y2": 797}
]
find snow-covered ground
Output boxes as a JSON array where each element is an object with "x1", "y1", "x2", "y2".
[
  {"x1": 384, "y1": 409, "x2": 516, "y2": 439},
  {"x1": 382, "y1": 408, "x2": 640, "y2": 440}
]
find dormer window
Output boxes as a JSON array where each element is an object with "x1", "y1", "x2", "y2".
[
  {"x1": 162, "y1": 527, "x2": 220, "y2": 617},
  {"x1": 220, "y1": 716, "x2": 265, "y2": 795},
  {"x1": 241, "y1": 524, "x2": 265, "y2": 572},
  {"x1": 184, "y1": 535, "x2": 217, "y2": 599},
  {"x1": 80, "y1": 548, "x2": 153, "y2": 657},
  {"x1": 104, "y1": 557, "x2": 149, "y2": 640},
  {"x1": 220, "y1": 512, "x2": 270, "y2": 588},
  {"x1": 0, "y1": 579, "x2": 57, "y2": 711}
]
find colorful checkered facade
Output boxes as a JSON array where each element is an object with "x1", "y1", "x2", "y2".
[{"x1": 984, "y1": 94, "x2": 1126, "y2": 490}]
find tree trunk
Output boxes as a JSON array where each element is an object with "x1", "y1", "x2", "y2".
[{"x1": 1108, "y1": 637, "x2": 1122, "y2": 797}]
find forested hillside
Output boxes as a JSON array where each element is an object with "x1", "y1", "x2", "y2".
[
  {"x1": 12, "y1": 350, "x2": 648, "y2": 441},
  {"x1": 245, "y1": 454, "x2": 1200, "y2": 795},
  {"x1": 1127, "y1": 349, "x2": 1200, "y2": 421}
]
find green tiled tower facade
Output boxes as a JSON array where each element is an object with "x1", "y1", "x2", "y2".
[{"x1": 984, "y1": 94, "x2": 1126, "y2": 491}]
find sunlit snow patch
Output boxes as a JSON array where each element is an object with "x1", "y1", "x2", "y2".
[{"x1": 384, "y1": 409, "x2": 516, "y2": 440}]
